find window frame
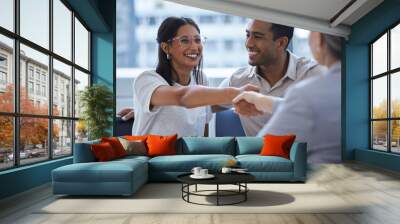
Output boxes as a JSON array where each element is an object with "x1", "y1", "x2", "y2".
[
  {"x1": 0, "y1": 53, "x2": 7, "y2": 86},
  {"x1": 0, "y1": 71, "x2": 7, "y2": 85},
  {"x1": 370, "y1": 20, "x2": 400, "y2": 154},
  {"x1": 0, "y1": 0, "x2": 92, "y2": 171}
]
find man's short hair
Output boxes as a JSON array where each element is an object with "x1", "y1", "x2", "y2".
[{"x1": 270, "y1": 23, "x2": 294, "y2": 48}]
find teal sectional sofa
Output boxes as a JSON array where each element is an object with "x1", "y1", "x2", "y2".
[{"x1": 52, "y1": 137, "x2": 307, "y2": 196}]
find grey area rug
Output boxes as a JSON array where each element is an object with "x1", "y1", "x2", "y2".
[{"x1": 38, "y1": 183, "x2": 362, "y2": 214}]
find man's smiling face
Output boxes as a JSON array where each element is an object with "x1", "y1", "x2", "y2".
[{"x1": 245, "y1": 20, "x2": 279, "y2": 66}]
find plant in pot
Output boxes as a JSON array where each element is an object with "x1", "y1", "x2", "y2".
[{"x1": 79, "y1": 84, "x2": 113, "y2": 140}]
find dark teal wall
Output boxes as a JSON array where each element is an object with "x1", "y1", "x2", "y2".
[
  {"x1": 69, "y1": 0, "x2": 116, "y2": 131},
  {"x1": 92, "y1": 32, "x2": 115, "y2": 136},
  {"x1": 0, "y1": 0, "x2": 116, "y2": 200},
  {"x1": 90, "y1": 0, "x2": 115, "y2": 99},
  {"x1": 0, "y1": 158, "x2": 72, "y2": 199},
  {"x1": 91, "y1": 0, "x2": 116, "y2": 135},
  {"x1": 92, "y1": 33, "x2": 114, "y2": 87},
  {"x1": 66, "y1": 0, "x2": 110, "y2": 32},
  {"x1": 345, "y1": 0, "x2": 400, "y2": 170},
  {"x1": 355, "y1": 149, "x2": 400, "y2": 172},
  {"x1": 343, "y1": 44, "x2": 369, "y2": 160}
]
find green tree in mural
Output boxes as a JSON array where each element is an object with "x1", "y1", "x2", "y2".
[
  {"x1": 372, "y1": 100, "x2": 388, "y2": 140},
  {"x1": 391, "y1": 99, "x2": 400, "y2": 143},
  {"x1": 372, "y1": 99, "x2": 400, "y2": 144},
  {"x1": 79, "y1": 84, "x2": 113, "y2": 140}
]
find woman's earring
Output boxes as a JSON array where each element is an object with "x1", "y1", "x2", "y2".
[{"x1": 166, "y1": 53, "x2": 170, "y2": 60}]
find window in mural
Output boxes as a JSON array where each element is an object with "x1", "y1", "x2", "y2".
[
  {"x1": 370, "y1": 23, "x2": 400, "y2": 153},
  {"x1": 0, "y1": 0, "x2": 91, "y2": 170}
]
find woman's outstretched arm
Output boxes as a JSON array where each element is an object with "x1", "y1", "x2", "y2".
[{"x1": 150, "y1": 84, "x2": 259, "y2": 108}]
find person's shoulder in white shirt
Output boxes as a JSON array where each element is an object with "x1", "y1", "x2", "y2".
[
  {"x1": 132, "y1": 70, "x2": 211, "y2": 137},
  {"x1": 133, "y1": 70, "x2": 169, "y2": 114}
]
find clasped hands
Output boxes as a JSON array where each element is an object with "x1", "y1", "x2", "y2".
[{"x1": 233, "y1": 84, "x2": 273, "y2": 116}]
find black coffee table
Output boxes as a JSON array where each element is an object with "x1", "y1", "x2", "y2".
[{"x1": 177, "y1": 172, "x2": 255, "y2": 206}]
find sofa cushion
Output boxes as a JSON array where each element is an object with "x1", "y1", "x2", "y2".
[
  {"x1": 147, "y1": 134, "x2": 178, "y2": 157},
  {"x1": 91, "y1": 142, "x2": 118, "y2": 161},
  {"x1": 260, "y1": 134, "x2": 296, "y2": 159},
  {"x1": 124, "y1": 135, "x2": 148, "y2": 141},
  {"x1": 235, "y1": 137, "x2": 263, "y2": 155},
  {"x1": 118, "y1": 137, "x2": 147, "y2": 156},
  {"x1": 148, "y1": 154, "x2": 235, "y2": 172},
  {"x1": 236, "y1": 155, "x2": 293, "y2": 172},
  {"x1": 115, "y1": 155, "x2": 150, "y2": 164},
  {"x1": 178, "y1": 137, "x2": 235, "y2": 155},
  {"x1": 101, "y1": 137, "x2": 127, "y2": 158},
  {"x1": 53, "y1": 162, "x2": 140, "y2": 183},
  {"x1": 52, "y1": 157, "x2": 149, "y2": 195},
  {"x1": 53, "y1": 157, "x2": 148, "y2": 182}
]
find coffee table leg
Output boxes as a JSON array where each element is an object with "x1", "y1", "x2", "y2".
[
  {"x1": 182, "y1": 184, "x2": 189, "y2": 202},
  {"x1": 195, "y1": 184, "x2": 197, "y2": 192},
  {"x1": 245, "y1": 183, "x2": 247, "y2": 201},
  {"x1": 217, "y1": 184, "x2": 219, "y2": 206},
  {"x1": 188, "y1": 184, "x2": 190, "y2": 202}
]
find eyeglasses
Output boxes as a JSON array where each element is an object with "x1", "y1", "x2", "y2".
[{"x1": 168, "y1": 35, "x2": 207, "y2": 46}]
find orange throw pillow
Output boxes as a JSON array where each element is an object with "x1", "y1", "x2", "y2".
[
  {"x1": 124, "y1": 135, "x2": 148, "y2": 141},
  {"x1": 101, "y1": 137, "x2": 126, "y2": 158},
  {"x1": 146, "y1": 134, "x2": 177, "y2": 157},
  {"x1": 260, "y1": 134, "x2": 296, "y2": 159},
  {"x1": 91, "y1": 142, "x2": 117, "y2": 161},
  {"x1": 124, "y1": 135, "x2": 149, "y2": 150}
]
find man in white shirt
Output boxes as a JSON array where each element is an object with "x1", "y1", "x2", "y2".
[
  {"x1": 232, "y1": 32, "x2": 343, "y2": 163},
  {"x1": 216, "y1": 20, "x2": 324, "y2": 136}
]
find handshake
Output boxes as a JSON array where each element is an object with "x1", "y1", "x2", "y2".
[
  {"x1": 233, "y1": 84, "x2": 276, "y2": 116},
  {"x1": 117, "y1": 83, "x2": 277, "y2": 120}
]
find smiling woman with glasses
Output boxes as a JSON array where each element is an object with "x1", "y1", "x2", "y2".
[{"x1": 129, "y1": 16, "x2": 258, "y2": 137}]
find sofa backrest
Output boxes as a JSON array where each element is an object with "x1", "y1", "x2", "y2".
[
  {"x1": 235, "y1": 137, "x2": 263, "y2": 155},
  {"x1": 73, "y1": 139, "x2": 100, "y2": 163},
  {"x1": 73, "y1": 136, "x2": 304, "y2": 162},
  {"x1": 236, "y1": 137, "x2": 306, "y2": 159},
  {"x1": 177, "y1": 137, "x2": 236, "y2": 155},
  {"x1": 73, "y1": 137, "x2": 237, "y2": 163}
]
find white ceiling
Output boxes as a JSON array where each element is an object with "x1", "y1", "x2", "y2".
[
  {"x1": 229, "y1": 0, "x2": 352, "y2": 22},
  {"x1": 167, "y1": 0, "x2": 384, "y2": 38}
]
